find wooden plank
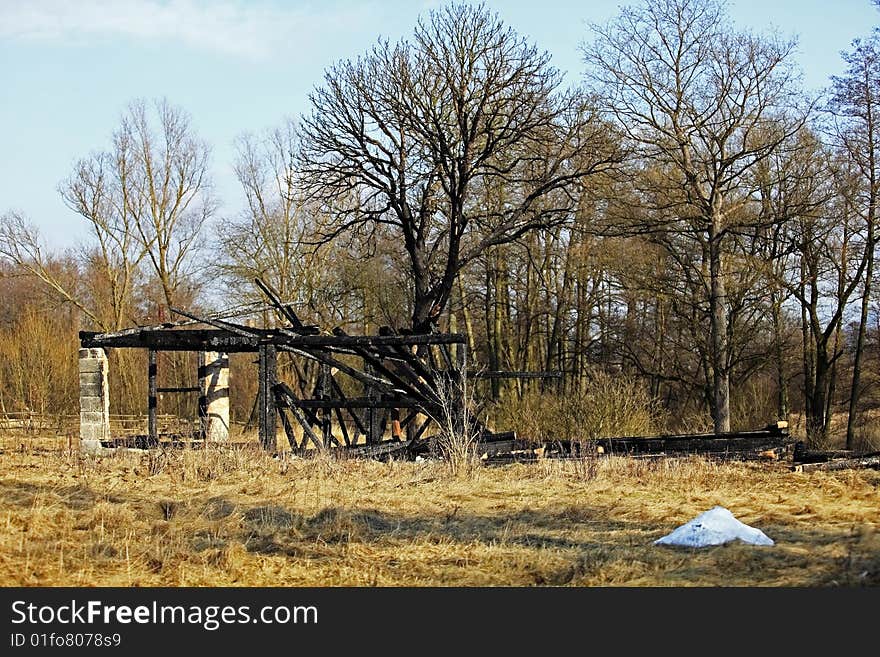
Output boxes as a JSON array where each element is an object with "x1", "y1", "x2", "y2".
[
  {"x1": 400, "y1": 410, "x2": 419, "y2": 429},
  {"x1": 792, "y1": 442, "x2": 856, "y2": 464},
  {"x1": 365, "y1": 362, "x2": 381, "y2": 444},
  {"x1": 390, "y1": 408, "x2": 402, "y2": 441},
  {"x1": 157, "y1": 386, "x2": 201, "y2": 393},
  {"x1": 287, "y1": 333, "x2": 466, "y2": 348}
]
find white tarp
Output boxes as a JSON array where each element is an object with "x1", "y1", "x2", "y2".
[{"x1": 654, "y1": 506, "x2": 774, "y2": 547}]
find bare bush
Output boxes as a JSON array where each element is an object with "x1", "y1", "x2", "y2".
[
  {"x1": 491, "y1": 370, "x2": 660, "y2": 445},
  {"x1": 434, "y1": 363, "x2": 481, "y2": 477}
]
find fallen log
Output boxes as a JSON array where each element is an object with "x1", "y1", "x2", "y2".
[
  {"x1": 792, "y1": 454, "x2": 880, "y2": 473},
  {"x1": 539, "y1": 431, "x2": 792, "y2": 458},
  {"x1": 792, "y1": 441, "x2": 857, "y2": 464},
  {"x1": 337, "y1": 440, "x2": 413, "y2": 459}
]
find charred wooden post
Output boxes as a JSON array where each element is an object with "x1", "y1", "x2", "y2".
[
  {"x1": 316, "y1": 363, "x2": 328, "y2": 443},
  {"x1": 258, "y1": 344, "x2": 277, "y2": 451},
  {"x1": 365, "y1": 361, "x2": 382, "y2": 444},
  {"x1": 317, "y1": 363, "x2": 340, "y2": 447},
  {"x1": 79, "y1": 347, "x2": 110, "y2": 453},
  {"x1": 198, "y1": 351, "x2": 230, "y2": 442},
  {"x1": 148, "y1": 349, "x2": 158, "y2": 445},
  {"x1": 80, "y1": 315, "x2": 469, "y2": 455}
]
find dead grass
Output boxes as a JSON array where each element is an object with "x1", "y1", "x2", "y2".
[{"x1": 1, "y1": 434, "x2": 878, "y2": 587}]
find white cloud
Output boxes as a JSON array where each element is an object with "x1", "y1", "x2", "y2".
[{"x1": 0, "y1": 0, "x2": 373, "y2": 59}]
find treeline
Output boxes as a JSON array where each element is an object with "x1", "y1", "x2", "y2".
[{"x1": 1, "y1": 0, "x2": 878, "y2": 447}]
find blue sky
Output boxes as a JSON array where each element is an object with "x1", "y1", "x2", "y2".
[{"x1": 1, "y1": 0, "x2": 877, "y2": 250}]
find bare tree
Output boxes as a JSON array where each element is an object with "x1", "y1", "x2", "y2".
[
  {"x1": 0, "y1": 211, "x2": 117, "y2": 329},
  {"x1": 219, "y1": 120, "x2": 309, "y2": 307},
  {"x1": 299, "y1": 2, "x2": 621, "y2": 333},
  {"x1": 583, "y1": 0, "x2": 811, "y2": 432},
  {"x1": 121, "y1": 99, "x2": 215, "y2": 314},
  {"x1": 830, "y1": 35, "x2": 880, "y2": 449}
]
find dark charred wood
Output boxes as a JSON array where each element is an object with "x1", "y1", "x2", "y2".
[
  {"x1": 170, "y1": 306, "x2": 261, "y2": 338},
  {"x1": 469, "y1": 370, "x2": 564, "y2": 379},
  {"x1": 341, "y1": 440, "x2": 413, "y2": 459},
  {"x1": 273, "y1": 383, "x2": 323, "y2": 450},
  {"x1": 792, "y1": 441, "x2": 858, "y2": 464},
  {"x1": 254, "y1": 277, "x2": 320, "y2": 334},
  {"x1": 80, "y1": 329, "x2": 464, "y2": 352},
  {"x1": 793, "y1": 454, "x2": 880, "y2": 472},
  {"x1": 147, "y1": 349, "x2": 157, "y2": 444},
  {"x1": 277, "y1": 344, "x2": 400, "y2": 395}
]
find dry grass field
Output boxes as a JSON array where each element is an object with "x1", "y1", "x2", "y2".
[{"x1": 1, "y1": 434, "x2": 878, "y2": 587}]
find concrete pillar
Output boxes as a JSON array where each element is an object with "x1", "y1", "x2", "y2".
[
  {"x1": 79, "y1": 347, "x2": 110, "y2": 453},
  {"x1": 199, "y1": 351, "x2": 229, "y2": 442}
]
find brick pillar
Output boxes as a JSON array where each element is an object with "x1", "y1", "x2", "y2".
[
  {"x1": 79, "y1": 347, "x2": 109, "y2": 453},
  {"x1": 199, "y1": 351, "x2": 229, "y2": 442}
]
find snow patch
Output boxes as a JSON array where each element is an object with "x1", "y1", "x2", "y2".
[{"x1": 654, "y1": 506, "x2": 774, "y2": 548}]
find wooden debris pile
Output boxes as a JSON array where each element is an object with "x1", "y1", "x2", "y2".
[
  {"x1": 791, "y1": 443, "x2": 880, "y2": 473},
  {"x1": 473, "y1": 422, "x2": 795, "y2": 464}
]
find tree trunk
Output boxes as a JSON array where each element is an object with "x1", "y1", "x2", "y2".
[
  {"x1": 770, "y1": 291, "x2": 789, "y2": 419},
  {"x1": 807, "y1": 344, "x2": 831, "y2": 446},
  {"x1": 846, "y1": 212, "x2": 875, "y2": 448},
  {"x1": 708, "y1": 222, "x2": 731, "y2": 433}
]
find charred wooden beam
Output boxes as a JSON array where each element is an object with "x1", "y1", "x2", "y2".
[
  {"x1": 254, "y1": 277, "x2": 320, "y2": 334},
  {"x1": 792, "y1": 442, "x2": 857, "y2": 464},
  {"x1": 81, "y1": 328, "x2": 464, "y2": 352},
  {"x1": 342, "y1": 440, "x2": 413, "y2": 460},
  {"x1": 412, "y1": 415, "x2": 433, "y2": 441},
  {"x1": 317, "y1": 364, "x2": 341, "y2": 447},
  {"x1": 277, "y1": 400, "x2": 299, "y2": 449},
  {"x1": 278, "y1": 344, "x2": 400, "y2": 396},
  {"x1": 258, "y1": 344, "x2": 277, "y2": 451},
  {"x1": 331, "y1": 327, "x2": 437, "y2": 402},
  {"x1": 469, "y1": 370, "x2": 564, "y2": 379},
  {"x1": 538, "y1": 429, "x2": 792, "y2": 457},
  {"x1": 147, "y1": 349, "x2": 157, "y2": 444},
  {"x1": 289, "y1": 333, "x2": 465, "y2": 348},
  {"x1": 81, "y1": 329, "x2": 263, "y2": 352},
  {"x1": 273, "y1": 383, "x2": 322, "y2": 450},
  {"x1": 286, "y1": 398, "x2": 439, "y2": 409},
  {"x1": 388, "y1": 345, "x2": 437, "y2": 386},
  {"x1": 330, "y1": 377, "x2": 367, "y2": 438},
  {"x1": 365, "y1": 362, "x2": 381, "y2": 444},
  {"x1": 170, "y1": 306, "x2": 261, "y2": 338},
  {"x1": 792, "y1": 454, "x2": 880, "y2": 473}
]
